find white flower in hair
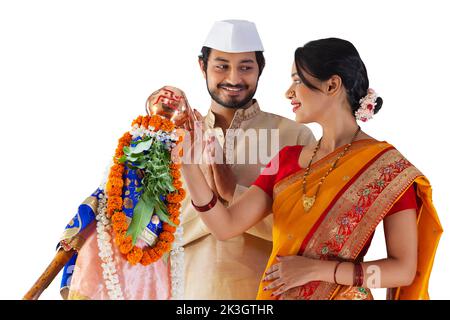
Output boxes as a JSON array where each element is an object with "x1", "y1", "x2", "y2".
[{"x1": 355, "y1": 88, "x2": 378, "y2": 122}]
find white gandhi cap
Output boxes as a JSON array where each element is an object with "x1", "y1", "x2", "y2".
[{"x1": 202, "y1": 19, "x2": 264, "y2": 53}]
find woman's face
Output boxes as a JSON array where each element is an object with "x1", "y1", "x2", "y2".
[{"x1": 285, "y1": 62, "x2": 329, "y2": 124}]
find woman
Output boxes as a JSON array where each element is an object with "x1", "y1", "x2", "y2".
[{"x1": 180, "y1": 38, "x2": 442, "y2": 300}]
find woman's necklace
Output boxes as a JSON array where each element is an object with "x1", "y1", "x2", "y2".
[{"x1": 302, "y1": 126, "x2": 361, "y2": 212}]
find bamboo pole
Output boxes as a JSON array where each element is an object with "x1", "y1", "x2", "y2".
[{"x1": 23, "y1": 249, "x2": 76, "y2": 300}]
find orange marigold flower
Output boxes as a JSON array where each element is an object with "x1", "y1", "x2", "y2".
[
  {"x1": 111, "y1": 211, "x2": 127, "y2": 224},
  {"x1": 114, "y1": 231, "x2": 126, "y2": 246},
  {"x1": 161, "y1": 120, "x2": 175, "y2": 132},
  {"x1": 113, "y1": 220, "x2": 128, "y2": 233},
  {"x1": 141, "y1": 116, "x2": 150, "y2": 128},
  {"x1": 162, "y1": 223, "x2": 177, "y2": 233},
  {"x1": 127, "y1": 246, "x2": 143, "y2": 265},
  {"x1": 178, "y1": 188, "x2": 186, "y2": 200},
  {"x1": 110, "y1": 164, "x2": 125, "y2": 177},
  {"x1": 166, "y1": 193, "x2": 177, "y2": 204},
  {"x1": 132, "y1": 115, "x2": 143, "y2": 127},
  {"x1": 172, "y1": 217, "x2": 180, "y2": 226},
  {"x1": 115, "y1": 143, "x2": 125, "y2": 155},
  {"x1": 108, "y1": 196, "x2": 123, "y2": 209},
  {"x1": 172, "y1": 179, "x2": 183, "y2": 189},
  {"x1": 167, "y1": 190, "x2": 185, "y2": 203},
  {"x1": 149, "y1": 115, "x2": 162, "y2": 130},
  {"x1": 170, "y1": 170, "x2": 181, "y2": 179},
  {"x1": 167, "y1": 203, "x2": 181, "y2": 211},
  {"x1": 106, "y1": 177, "x2": 123, "y2": 196},
  {"x1": 159, "y1": 231, "x2": 175, "y2": 242},
  {"x1": 147, "y1": 248, "x2": 158, "y2": 261},
  {"x1": 153, "y1": 247, "x2": 163, "y2": 257},
  {"x1": 140, "y1": 250, "x2": 154, "y2": 266},
  {"x1": 168, "y1": 207, "x2": 180, "y2": 217},
  {"x1": 119, "y1": 238, "x2": 133, "y2": 254},
  {"x1": 156, "y1": 241, "x2": 169, "y2": 251},
  {"x1": 119, "y1": 132, "x2": 132, "y2": 145},
  {"x1": 170, "y1": 163, "x2": 181, "y2": 170}
]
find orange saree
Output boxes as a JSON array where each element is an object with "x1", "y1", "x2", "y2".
[{"x1": 256, "y1": 140, "x2": 442, "y2": 300}]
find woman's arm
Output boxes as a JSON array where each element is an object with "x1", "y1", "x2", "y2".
[
  {"x1": 182, "y1": 163, "x2": 272, "y2": 240},
  {"x1": 331, "y1": 208, "x2": 418, "y2": 288},
  {"x1": 264, "y1": 208, "x2": 418, "y2": 295}
]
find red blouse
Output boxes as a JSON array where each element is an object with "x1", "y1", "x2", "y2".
[{"x1": 253, "y1": 146, "x2": 418, "y2": 257}]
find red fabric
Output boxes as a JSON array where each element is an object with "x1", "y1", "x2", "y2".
[
  {"x1": 252, "y1": 145, "x2": 302, "y2": 198},
  {"x1": 360, "y1": 185, "x2": 418, "y2": 257},
  {"x1": 385, "y1": 184, "x2": 418, "y2": 216}
]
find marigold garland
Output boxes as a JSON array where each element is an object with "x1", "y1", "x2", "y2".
[{"x1": 105, "y1": 114, "x2": 184, "y2": 267}]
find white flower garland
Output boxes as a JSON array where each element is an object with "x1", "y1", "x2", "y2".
[
  {"x1": 96, "y1": 191, "x2": 124, "y2": 300},
  {"x1": 170, "y1": 215, "x2": 185, "y2": 300},
  {"x1": 130, "y1": 124, "x2": 179, "y2": 151}
]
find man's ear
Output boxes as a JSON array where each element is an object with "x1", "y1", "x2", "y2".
[
  {"x1": 326, "y1": 75, "x2": 342, "y2": 96},
  {"x1": 198, "y1": 58, "x2": 207, "y2": 79}
]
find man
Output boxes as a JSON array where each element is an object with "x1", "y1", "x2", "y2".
[{"x1": 179, "y1": 20, "x2": 316, "y2": 299}]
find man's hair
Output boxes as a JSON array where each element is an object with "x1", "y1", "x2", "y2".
[{"x1": 198, "y1": 46, "x2": 265, "y2": 77}]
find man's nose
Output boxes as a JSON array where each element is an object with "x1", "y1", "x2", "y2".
[{"x1": 226, "y1": 68, "x2": 242, "y2": 85}]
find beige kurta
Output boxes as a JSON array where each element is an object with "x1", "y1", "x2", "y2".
[{"x1": 180, "y1": 100, "x2": 316, "y2": 299}]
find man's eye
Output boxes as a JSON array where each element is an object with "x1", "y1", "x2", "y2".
[
  {"x1": 241, "y1": 66, "x2": 252, "y2": 71},
  {"x1": 216, "y1": 65, "x2": 228, "y2": 70},
  {"x1": 294, "y1": 79, "x2": 302, "y2": 84}
]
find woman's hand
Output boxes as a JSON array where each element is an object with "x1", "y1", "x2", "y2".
[
  {"x1": 173, "y1": 107, "x2": 204, "y2": 165},
  {"x1": 263, "y1": 255, "x2": 321, "y2": 297}
]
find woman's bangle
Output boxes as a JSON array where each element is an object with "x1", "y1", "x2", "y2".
[
  {"x1": 353, "y1": 262, "x2": 364, "y2": 287},
  {"x1": 333, "y1": 261, "x2": 343, "y2": 284},
  {"x1": 191, "y1": 192, "x2": 217, "y2": 212}
]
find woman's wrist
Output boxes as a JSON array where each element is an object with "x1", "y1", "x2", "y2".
[{"x1": 314, "y1": 259, "x2": 337, "y2": 283}]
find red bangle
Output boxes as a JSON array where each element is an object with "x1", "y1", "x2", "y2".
[
  {"x1": 191, "y1": 193, "x2": 217, "y2": 212},
  {"x1": 353, "y1": 263, "x2": 364, "y2": 287},
  {"x1": 333, "y1": 261, "x2": 343, "y2": 284}
]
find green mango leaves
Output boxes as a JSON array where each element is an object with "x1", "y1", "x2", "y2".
[{"x1": 120, "y1": 136, "x2": 177, "y2": 245}]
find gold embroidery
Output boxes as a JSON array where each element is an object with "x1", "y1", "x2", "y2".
[
  {"x1": 59, "y1": 213, "x2": 82, "y2": 241},
  {"x1": 123, "y1": 197, "x2": 134, "y2": 209},
  {"x1": 68, "y1": 290, "x2": 91, "y2": 300},
  {"x1": 333, "y1": 286, "x2": 373, "y2": 300},
  {"x1": 82, "y1": 196, "x2": 99, "y2": 215}
]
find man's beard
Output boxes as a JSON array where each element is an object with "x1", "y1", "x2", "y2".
[{"x1": 206, "y1": 79, "x2": 258, "y2": 109}]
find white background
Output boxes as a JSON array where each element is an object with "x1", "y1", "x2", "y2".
[{"x1": 0, "y1": 0, "x2": 448, "y2": 300}]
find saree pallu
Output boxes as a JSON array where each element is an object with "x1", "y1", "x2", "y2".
[{"x1": 257, "y1": 140, "x2": 442, "y2": 300}]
